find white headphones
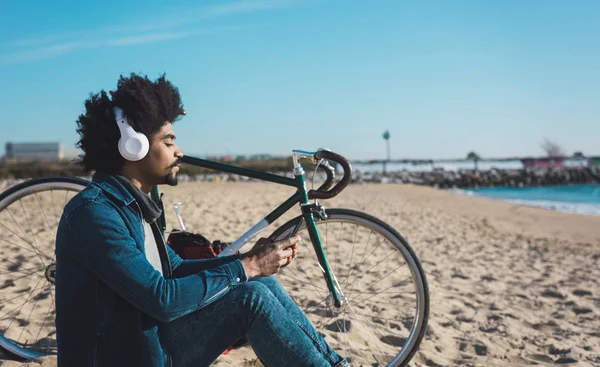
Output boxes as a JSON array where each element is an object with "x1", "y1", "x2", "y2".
[{"x1": 114, "y1": 107, "x2": 149, "y2": 161}]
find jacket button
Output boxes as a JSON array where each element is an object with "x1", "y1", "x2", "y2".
[{"x1": 236, "y1": 277, "x2": 240, "y2": 282}]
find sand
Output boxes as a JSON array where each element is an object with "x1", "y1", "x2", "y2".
[{"x1": 0, "y1": 182, "x2": 598, "y2": 366}]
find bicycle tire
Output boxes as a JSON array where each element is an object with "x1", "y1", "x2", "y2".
[
  {"x1": 269, "y1": 208, "x2": 429, "y2": 367},
  {"x1": 0, "y1": 176, "x2": 89, "y2": 359}
]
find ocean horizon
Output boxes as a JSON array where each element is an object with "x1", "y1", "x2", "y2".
[{"x1": 455, "y1": 184, "x2": 600, "y2": 216}]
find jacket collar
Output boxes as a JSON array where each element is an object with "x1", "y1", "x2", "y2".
[{"x1": 91, "y1": 171, "x2": 136, "y2": 206}]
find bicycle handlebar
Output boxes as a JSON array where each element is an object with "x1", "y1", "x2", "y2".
[
  {"x1": 308, "y1": 150, "x2": 353, "y2": 200},
  {"x1": 315, "y1": 163, "x2": 335, "y2": 192}
]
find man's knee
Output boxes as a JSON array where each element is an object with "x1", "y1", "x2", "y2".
[
  {"x1": 252, "y1": 275, "x2": 279, "y2": 289},
  {"x1": 238, "y1": 281, "x2": 273, "y2": 305}
]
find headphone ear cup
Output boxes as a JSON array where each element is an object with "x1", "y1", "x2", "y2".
[
  {"x1": 118, "y1": 132, "x2": 149, "y2": 161},
  {"x1": 114, "y1": 106, "x2": 149, "y2": 161}
]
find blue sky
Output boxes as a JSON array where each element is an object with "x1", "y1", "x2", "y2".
[{"x1": 1, "y1": 0, "x2": 598, "y2": 161}]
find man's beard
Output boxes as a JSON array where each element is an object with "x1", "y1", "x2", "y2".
[
  {"x1": 165, "y1": 170, "x2": 178, "y2": 186},
  {"x1": 165, "y1": 159, "x2": 182, "y2": 186}
]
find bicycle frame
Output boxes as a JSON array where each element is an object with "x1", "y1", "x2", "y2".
[{"x1": 151, "y1": 152, "x2": 344, "y2": 306}]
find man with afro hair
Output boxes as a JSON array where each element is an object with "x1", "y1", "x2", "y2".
[{"x1": 55, "y1": 73, "x2": 349, "y2": 367}]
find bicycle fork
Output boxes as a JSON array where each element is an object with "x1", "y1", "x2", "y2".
[{"x1": 294, "y1": 170, "x2": 345, "y2": 308}]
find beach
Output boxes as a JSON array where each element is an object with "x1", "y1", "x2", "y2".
[{"x1": 1, "y1": 182, "x2": 598, "y2": 366}]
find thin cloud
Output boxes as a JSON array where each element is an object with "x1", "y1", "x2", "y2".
[
  {"x1": 8, "y1": 33, "x2": 74, "y2": 48},
  {"x1": 0, "y1": 41, "x2": 88, "y2": 63},
  {"x1": 203, "y1": 0, "x2": 296, "y2": 18},
  {"x1": 103, "y1": 26, "x2": 248, "y2": 47},
  {"x1": 0, "y1": 26, "x2": 251, "y2": 64},
  {"x1": 104, "y1": 31, "x2": 195, "y2": 47},
  {"x1": 1, "y1": 0, "x2": 294, "y2": 64}
]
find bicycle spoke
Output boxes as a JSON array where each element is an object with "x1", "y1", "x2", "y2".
[
  {"x1": 0, "y1": 236, "x2": 53, "y2": 261},
  {"x1": 336, "y1": 312, "x2": 346, "y2": 355},
  {"x1": 348, "y1": 311, "x2": 403, "y2": 323},
  {"x1": 295, "y1": 257, "x2": 328, "y2": 296},
  {"x1": 348, "y1": 305, "x2": 407, "y2": 343},
  {"x1": 316, "y1": 311, "x2": 336, "y2": 334},
  {"x1": 63, "y1": 191, "x2": 69, "y2": 212},
  {"x1": 6, "y1": 207, "x2": 28, "y2": 239},
  {"x1": 278, "y1": 272, "x2": 327, "y2": 293},
  {"x1": 303, "y1": 298, "x2": 327, "y2": 315},
  {"x1": 34, "y1": 297, "x2": 54, "y2": 352},
  {"x1": 0, "y1": 270, "x2": 44, "y2": 286},
  {"x1": 0, "y1": 291, "x2": 37, "y2": 307},
  {"x1": 0, "y1": 268, "x2": 43, "y2": 277},
  {"x1": 1, "y1": 276, "x2": 45, "y2": 332},
  {"x1": 350, "y1": 277, "x2": 411, "y2": 305},
  {"x1": 17, "y1": 283, "x2": 48, "y2": 344},
  {"x1": 353, "y1": 297, "x2": 414, "y2": 310},
  {"x1": 341, "y1": 311, "x2": 349, "y2": 355},
  {"x1": 51, "y1": 190, "x2": 58, "y2": 231},
  {"x1": 355, "y1": 238, "x2": 387, "y2": 274},
  {"x1": 344, "y1": 225, "x2": 359, "y2": 286},
  {"x1": 35, "y1": 191, "x2": 60, "y2": 263},
  {"x1": 50, "y1": 190, "x2": 61, "y2": 264},
  {"x1": 349, "y1": 264, "x2": 405, "y2": 303},
  {"x1": 347, "y1": 249, "x2": 399, "y2": 300},
  {"x1": 279, "y1": 270, "x2": 326, "y2": 301},
  {"x1": 0, "y1": 256, "x2": 45, "y2": 275},
  {"x1": 342, "y1": 230, "x2": 373, "y2": 287},
  {"x1": 20, "y1": 200, "x2": 47, "y2": 267},
  {"x1": 48, "y1": 287, "x2": 56, "y2": 354},
  {"x1": 346, "y1": 240, "x2": 391, "y2": 299},
  {"x1": 353, "y1": 295, "x2": 416, "y2": 309},
  {"x1": 352, "y1": 306, "x2": 405, "y2": 346},
  {"x1": 334, "y1": 312, "x2": 349, "y2": 356},
  {"x1": 359, "y1": 249, "x2": 398, "y2": 280},
  {"x1": 35, "y1": 193, "x2": 56, "y2": 238},
  {"x1": 49, "y1": 286, "x2": 55, "y2": 306},
  {"x1": 345, "y1": 305, "x2": 392, "y2": 361},
  {"x1": 0, "y1": 220, "x2": 32, "y2": 249},
  {"x1": 46, "y1": 289, "x2": 56, "y2": 353},
  {"x1": 335, "y1": 222, "x2": 343, "y2": 275},
  {"x1": 348, "y1": 285, "x2": 414, "y2": 296}
]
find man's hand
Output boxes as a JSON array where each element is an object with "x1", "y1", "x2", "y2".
[{"x1": 241, "y1": 235, "x2": 301, "y2": 279}]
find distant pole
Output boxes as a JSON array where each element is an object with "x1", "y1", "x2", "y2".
[{"x1": 382, "y1": 130, "x2": 390, "y2": 174}]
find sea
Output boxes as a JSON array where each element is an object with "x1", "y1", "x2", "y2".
[
  {"x1": 459, "y1": 184, "x2": 600, "y2": 216},
  {"x1": 351, "y1": 160, "x2": 600, "y2": 216}
]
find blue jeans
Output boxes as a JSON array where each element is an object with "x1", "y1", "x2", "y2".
[{"x1": 162, "y1": 276, "x2": 347, "y2": 366}]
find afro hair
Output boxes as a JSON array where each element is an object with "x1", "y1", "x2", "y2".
[{"x1": 75, "y1": 73, "x2": 185, "y2": 174}]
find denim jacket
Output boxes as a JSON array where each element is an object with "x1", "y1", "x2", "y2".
[{"x1": 55, "y1": 172, "x2": 247, "y2": 367}]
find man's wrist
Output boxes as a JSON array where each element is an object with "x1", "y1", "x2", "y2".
[{"x1": 240, "y1": 255, "x2": 256, "y2": 279}]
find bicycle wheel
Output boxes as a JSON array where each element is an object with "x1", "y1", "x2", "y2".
[
  {"x1": 0, "y1": 176, "x2": 89, "y2": 359},
  {"x1": 270, "y1": 208, "x2": 429, "y2": 367}
]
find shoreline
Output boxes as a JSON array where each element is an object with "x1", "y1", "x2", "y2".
[
  {"x1": 449, "y1": 185, "x2": 600, "y2": 217},
  {"x1": 2, "y1": 178, "x2": 599, "y2": 218}
]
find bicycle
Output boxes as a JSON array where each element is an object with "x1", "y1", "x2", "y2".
[{"x1": 0, "y1": 148, "x2": 429, "y2": 366}]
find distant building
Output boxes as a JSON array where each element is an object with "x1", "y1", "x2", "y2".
[
  {"x1": 5, "y1": 142, "x2": 64, "y2": 162},
  {"x1": 249, "y1": 154, "x2": 273, "y2": 161},
  {"x1": 521, "y1": 157, "x2": 563, "y2": 169},
  {"x1": 562, "y1": 158, "x2": 588, "y2": 168}
]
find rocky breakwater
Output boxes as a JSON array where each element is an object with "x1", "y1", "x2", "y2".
[
  {"x1": 2, "y1": 167, "x2": 599, "y2": 192},
  {"x1": 354, "y1": 166, "x2": 600, "y2": 189}
]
